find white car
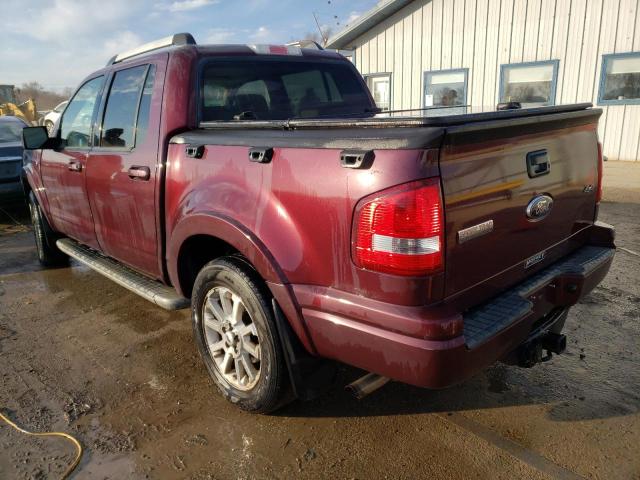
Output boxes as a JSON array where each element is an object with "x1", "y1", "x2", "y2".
[{"x1": 41, "y1": 100, "x2": 68, "y2": 134}]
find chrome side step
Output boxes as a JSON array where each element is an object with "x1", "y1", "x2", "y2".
[{"x1": 56, "y1": 238, "x2": 189, "y2": 310}]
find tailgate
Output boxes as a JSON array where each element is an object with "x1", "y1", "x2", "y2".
[{"x1": 439, "y1": 107, "x2": 601, "y2": 299}]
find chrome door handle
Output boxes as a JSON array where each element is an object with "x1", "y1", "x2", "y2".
[
  {"x1": 68, "y1": 161, "x2": 82, "y2": 172},
  {"x1": 128, "y1": 166, "x2": 150, "y2": 180}
]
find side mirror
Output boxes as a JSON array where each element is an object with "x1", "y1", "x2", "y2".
[{"x1": 23, "y1": 126, "x2": 57, "y2": 150}]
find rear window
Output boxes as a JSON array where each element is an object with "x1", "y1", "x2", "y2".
[{"x1": 200, "y1": 58, "x2": 373, "y2": 121}]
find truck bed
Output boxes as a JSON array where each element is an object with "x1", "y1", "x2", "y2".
[{"x1": 169, "y1": 102, "x2": 602, "y2": 311}]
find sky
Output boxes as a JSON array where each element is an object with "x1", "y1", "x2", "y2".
[{"x1": 0, "y1": 0, "x2": 380, "y2": 92}]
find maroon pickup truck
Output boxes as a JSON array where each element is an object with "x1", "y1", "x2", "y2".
[{"x1": 22, "y1": 33, "x2": 615, "y2": 413}]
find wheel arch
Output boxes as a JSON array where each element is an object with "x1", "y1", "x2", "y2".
[
  {"x1": 169, "y1": 213, "x2": 284, "y2": 296},
  {"x1": 168, "y1": 212, "x2": 316, "y2": 354},
  {"x1": 23, "y1": 151, "x2": 56, "y2": 230}
]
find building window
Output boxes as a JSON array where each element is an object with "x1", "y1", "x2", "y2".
[
  {"x1": 364, "y1": 73, "x2": 391, "y2": 111},
  {"x1": 499, "y1": 60, "x2": 559, "y2": 107},
  {"x1": 424, "y1": 69, "x2": 468, "y2": 108},
  {"x1": 598, "y1": 52, "x2": 640, "y2": 105}
]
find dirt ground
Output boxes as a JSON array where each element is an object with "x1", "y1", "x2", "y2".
[{"x1": 0, "y1": 162, "x2": 638, "y2": 479}]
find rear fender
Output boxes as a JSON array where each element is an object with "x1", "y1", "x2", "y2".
[{"x1": 167, "y1": 212, "x2": 316, "y2": 354}]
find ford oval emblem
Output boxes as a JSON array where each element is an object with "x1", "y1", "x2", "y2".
[{"x1": 526, "y1": 195, "x2": 553, "y2": 221}]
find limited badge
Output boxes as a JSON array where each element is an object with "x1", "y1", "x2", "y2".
[{"x1": 457, "y1": 220, "x2": 494, "y2": 244}]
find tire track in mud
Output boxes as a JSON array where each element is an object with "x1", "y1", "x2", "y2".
[
  {"x1": 438, "y1": 412, "x2": 585, "y2": 480},
  {"x1": 618, "y1": 247, "x2": 639, "y2": 258}
]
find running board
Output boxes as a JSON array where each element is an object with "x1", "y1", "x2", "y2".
[{"x1": 56, "y1": 238, "x2": 189, "y2": 310}]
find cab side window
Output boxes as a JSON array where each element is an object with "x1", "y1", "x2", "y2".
[
  {"x1": 60, "y1": 76, "x2": 104, "y2": 148},
  {"x1": 100, "y1": 65, "x2": 154, "y2": 148}
]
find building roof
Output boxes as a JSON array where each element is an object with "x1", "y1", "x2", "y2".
[{"x1": 325, "y1": 0, "x2": 414, "y2": 49}]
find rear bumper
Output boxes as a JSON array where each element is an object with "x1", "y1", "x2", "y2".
[{"x1": 294, "y1": 224, "x2": 615, "y2": 388}]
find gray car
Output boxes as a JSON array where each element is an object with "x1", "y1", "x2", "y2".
[{"x1": 0, "y1": 116, "x2": 28, "y2": 197}]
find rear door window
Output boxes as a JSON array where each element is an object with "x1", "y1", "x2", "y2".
[
  {"x1": 134, "y1": 65, "x2": 156, "y2": 146},
  {"x1": 100, "y1": 65, "x2": 151, "y2": 148},
  {"x1": 200, "y1": 58, "x2": 372, "y2": 121}
]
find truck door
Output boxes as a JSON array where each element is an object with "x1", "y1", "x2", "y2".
[
  {"x1": 40, "y1": 76, "x2": 104, "y2": 248},
  {"x1": 85, "y1": 60, "x2": 165, "y2": 279}
]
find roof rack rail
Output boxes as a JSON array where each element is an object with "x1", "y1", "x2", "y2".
[
  {"x1": 285, "y1": 40, "x2": 324, "y2": 50},
  {"x1": 106, "y1": 33, "x2": 196, "y2": 66}
]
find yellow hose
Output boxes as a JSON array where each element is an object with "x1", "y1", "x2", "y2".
[{"x1": 0, "y1": 410, "x2": 83, "y2": 479}]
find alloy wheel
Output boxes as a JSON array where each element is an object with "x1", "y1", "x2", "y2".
[{"x1": 202, "y1": 286, "x2": 261, "y2": 390}]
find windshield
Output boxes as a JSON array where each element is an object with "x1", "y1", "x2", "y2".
[
  {"x1": 0, "y1": 122, "x2": 24, "y2": 143},
  {"x1": 200, "y1": 57, "x2": 374, "y2": 121}
]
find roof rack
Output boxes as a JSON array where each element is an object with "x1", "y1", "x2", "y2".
[
  {"x1": 106, "y1": 33, "x2": 196, "y2": 66},
  {"x1": 285, "y1": 40, "x2": 324, "y2": 50}
]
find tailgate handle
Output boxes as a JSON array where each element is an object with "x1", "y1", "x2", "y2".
[
  {"x1": 340, "y1": 150, "x2": 374, "y2": 169},
  {"x1": 527, "y1": 150, "x2": 551, "y2": 178},
  {"x1": 249, "y1": 147, "x2": 273, "y2": 164}
]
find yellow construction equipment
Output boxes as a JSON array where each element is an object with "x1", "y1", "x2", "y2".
[{"x1": 0, "y1": 99, "x2": 38, "y2": 124}]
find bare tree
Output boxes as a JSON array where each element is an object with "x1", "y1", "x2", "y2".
[
  {"x1": 15, "y1": 82, "x2": 71, "y2": 111},
  {"x1": 300, "y1": 26, "x2": 333, "y2": 47}
]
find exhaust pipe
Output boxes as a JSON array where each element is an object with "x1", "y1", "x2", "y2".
[{"x1": 346, "y1": 372, "x2": 390, "y2": 399}]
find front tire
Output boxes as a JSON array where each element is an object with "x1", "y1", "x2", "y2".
[
  {"x1": 191, "y1": 257, "x2": 290, "y2": 413},
  {"x1": 28, "y1": 192, "x2": 68, "y2": 267}
]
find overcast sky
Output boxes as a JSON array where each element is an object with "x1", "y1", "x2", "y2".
[{"x1": 0, "y1": 0, "x2": 378, "y2": 92}]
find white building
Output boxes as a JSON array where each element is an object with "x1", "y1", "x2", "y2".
[{"x1": 327, "y1": 0, "x2": 640, "y2": 161}]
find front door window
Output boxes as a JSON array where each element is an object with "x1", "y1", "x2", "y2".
[{"x1": 60, "y1": 76, "x2": 104, "y2": 148}]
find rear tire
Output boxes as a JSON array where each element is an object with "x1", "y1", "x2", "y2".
[
  {"x1": 28, "y1": 192, "x2": 68, "y2": 267},
  {"x1": 191, "y1": 257, "x2": 290, "y2": 413}
]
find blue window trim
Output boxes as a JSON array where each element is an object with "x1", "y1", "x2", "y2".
[
  {"x1": 423, "y1": 68, "x2": 469, "y2": 107},
  {"x1": 499, "y1": 60, "x2": 559, "y2": 105},
  {"x1": 597, "y1": 52, "x2": 640, "y2": 106},
  {"x1": 363, "y1": 72, "x2": 393, "y2": 110}
]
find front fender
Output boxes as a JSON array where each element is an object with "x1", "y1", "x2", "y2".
[{"x1": 23, "y1": 150, "x2": 54, "y2": 226}]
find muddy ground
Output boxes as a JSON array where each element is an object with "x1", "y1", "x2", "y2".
[{"x1": 0, "y1": 168, "x2": 639, "y2": 479}]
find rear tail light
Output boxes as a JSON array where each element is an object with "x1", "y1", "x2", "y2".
[
  {"x1": 354, "y1": 178, "x2": 444, "y2": 276},
  {"x1": 596, "y1": 141, "x2": 604, "y2": 203}
]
